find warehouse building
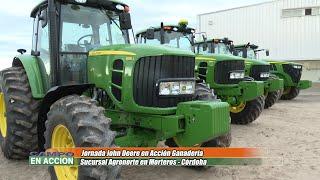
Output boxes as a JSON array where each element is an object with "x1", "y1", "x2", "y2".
[{"x1": 197, "y1": 0, "x2": 320, "y2": 82}]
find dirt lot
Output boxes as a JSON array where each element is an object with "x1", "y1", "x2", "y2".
[{"x1": 0, "y1": 85, "x2": 319, "y2": 180}]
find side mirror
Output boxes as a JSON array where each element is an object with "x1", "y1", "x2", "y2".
[
  {"x1": 39, "y1": 9, "x2": 48, "y2": 28},
  {"x1": 17, "y1": 49, "x2": 27, "y2": 55},
  {"x1": 119, "y1": 12, "x2": 132, "y2": 30},
  {"x1": 230, "y1": 44, "x2": 235, "y2": 52},
  {"x1": 242, "y1": 48, "x2": 248, "y2": 58},
  {"x1": 146, "y1": 29, "x2": 155, "y2": 39},
  {"x1": 202, "y1": 43, "x2": 208, "y2": 51},
  {"x1": 266, "y1": 50, "x2": 270, "y2": 56},
  {"x1": 202, "y1": 34, "x2": 207, "y2": 42}
]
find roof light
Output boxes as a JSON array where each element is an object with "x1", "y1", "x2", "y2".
[
  {"x1": 214, "y1": 39, "x2": 220, "y2": 43},
  {"x1": 163, "y1": 26, "x2": 172, "y2": 30},
  {"x1": 179, "y1": 19, "x2": 189, "y2": 26}
]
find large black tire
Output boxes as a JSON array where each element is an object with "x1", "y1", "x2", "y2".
[
  {"x1": 281, "y1": 87, "x2": 300, "y2": 100},
  {"x1": 166, "y1": 83, "x2": 231, "y2": 148},
  {"x1": 0, "y1": 67, "x2": 40, "y2": 159},
  {"x1": 202, "y1": 132, "x2": 232, "y2": 148},
  {"x1": 278, "y1": 89, "x2": 284, "y2": 101},
  {"x1": 231, "y1": 96, "x2": 265, "y2": 125},
  {"x1": 264, "y1": 90, "x2": 281, "y2": 109},
  {"x1": 193, "y1": 83, "x2": 217, "y2": 101},
  {"x1": 45, "y1": 95, "x2": 120, "y2": 180}
]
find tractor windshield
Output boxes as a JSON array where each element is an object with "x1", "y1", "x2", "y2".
[
  {"x1": 197, "y1": 42, "x2": 232, "y2": 55},
  {"x1": 236, "y1": 48, "x2": 257, "y2": 59},
  {"x1": 137, "y1": 30, "x2": 194, "y2": 52},
  {"x1": 246, "y1": 48, "x2": 257, "y2": 59},
  {"x1": 60, "y1": 4, "x2": 127, "y2": 53},
  {"x1": 213, "y1": 43, "x2": 232, "y2": 55}
]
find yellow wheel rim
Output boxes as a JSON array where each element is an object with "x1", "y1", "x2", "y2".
[
  {"x1": 51, "y1": 124, "x2": 78, "y2": 180},
  {"x1": 0, "y1": 92, "x2": 7, "y2": 138},
  {"x1": 230, "y1": 102, "x2": 246, "y2": 113}
]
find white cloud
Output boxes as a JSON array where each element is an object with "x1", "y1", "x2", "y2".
[
  {"x1": 0, "y1": 34, "x2": 31, "y2": 45},
  {"x1": 127, "y1": 0, "x2": 265, "y2": 31},
  {"x1": 0, "y1": 0, "x2": 41, "y2": 17},
  {"x1": 0, "y1": 53, "x2": 16, "y2": 70}
]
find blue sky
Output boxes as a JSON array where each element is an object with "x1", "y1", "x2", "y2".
[{"x1": 0, "y1": 0, "x2": 265, "y2": 70}]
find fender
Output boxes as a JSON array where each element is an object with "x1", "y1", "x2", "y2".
[
  {"x1": 271, "y1": 72, "x2": 293, "y2": 87},
  {"x1": 12, "y1": 55, "x2": 45, "y2": 98},
  {"x1": 37, "y1": 84, "x2": 94, "y2": 150}
]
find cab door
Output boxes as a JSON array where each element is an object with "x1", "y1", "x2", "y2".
[{"x1": 32, "y1": 8, "x2": 50, "y2": 91}]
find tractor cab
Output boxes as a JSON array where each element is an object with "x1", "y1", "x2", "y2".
[
  {"x1": 195, "y1": 38, "x2": 234, "y2": 55},
  {"x1": 30, "y1": 0, "x2": 132, "y2": 88},
  {"x1": 234, "y1": 43, "x2": 311, "y2": 98},
  {"x1": 135, "y1": 20, "x2": 195, "y2": 52},
  {"x1": 233, "y1": 44, "x2": 269, "y2": 59}
]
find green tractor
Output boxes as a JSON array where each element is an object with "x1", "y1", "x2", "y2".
[
  {"x1": 136, "y1": 21, "x2": 265, "y2": 125},
  {"x1": 0, "y1": 1, "x2": 231, "y2": 179},
  {"x1": 234, "y1": 44, "x2": 311, "y2": 100},
  {"x1": 230, "y1": 44, "x2": 284, "y2": 108}
]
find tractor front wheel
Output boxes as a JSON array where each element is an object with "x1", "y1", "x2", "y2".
[
  {"x1": 45, "y1": 95, "x2": 120, "y2": 180},
  {"x1": 0, "y1": 67, "x2": 39, "y2": 159},
  {"x1": 264, "y1": 90, "x2": 281, "y2": 109},
  {"x1": 281, "y1": 87, "x2": 300, "y2": 100},
  {"x1": 201, "y1": 132, "x2": 232, "y2": 147},
  {"x1": 230, "y1": 96, "x2": 265, "y2": 125}
]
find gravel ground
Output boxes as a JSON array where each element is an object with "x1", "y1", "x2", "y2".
[{"x1": 0, "y1": 85, "x2": 319, "y2": 180}]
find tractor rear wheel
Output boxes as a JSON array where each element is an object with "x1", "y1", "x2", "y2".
[
  {"x1": 0, "y1": 67, "x2": 39, "y2": 159},
  {"x1": 45, "y1": 95, "x2": 120, "y2": 180},
  {"x1": 281, "y1": 87, "x2": 300, "y2": 100},
  {"x1": 165, "y1": 83, "x2": 231, "y2": 148},
  {"x1": 230, "y1": 96, "x2": 265, "y2": 125},
  {"x1": 264, "y1": 90, "x2": 281, "y2": 109}
]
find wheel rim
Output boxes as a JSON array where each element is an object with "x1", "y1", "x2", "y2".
[
  {"x1": 0, "y1": 92, "x2": 7, "y2": 138},
  {"x1": 230, "y1": 102, "x2": 246, "y2": 113},
  {"x1": 51, "y1": 124, "x2": 78, "y2": 180}
]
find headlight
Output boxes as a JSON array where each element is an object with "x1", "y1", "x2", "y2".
[
  {"x1": 293, "y1": 65, "x2": 302, "y2": 69},
  {"x1": 229, "y1": 71, "x2": 245, "y2": 79},
  {"x1": 260, "y1": 72, "x2": 270, "y2": 78},
  {"x1": 75, "y1": 0, "x2": 87, "y2": 3},
  {"x1": 159, "y1": 81, "x2": 195, "y2": 95}
]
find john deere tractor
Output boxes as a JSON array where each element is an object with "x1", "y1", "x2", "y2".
[
  {"x1": 136, "y1": 21, "x2": 265, "y2": 125},
  {"x1": 233, "y1": 44, "x2": 284, "y2": 108},
  {"x1": 234, "y1": 44, "x2": 312, "y2": 100},
  {"x1": 0, "y1": 1, "x2": 231, "y2": 179}
]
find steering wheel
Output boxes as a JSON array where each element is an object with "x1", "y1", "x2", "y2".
[{"x1": 77, "y1": 34, "x2": 93, "y2": 48}]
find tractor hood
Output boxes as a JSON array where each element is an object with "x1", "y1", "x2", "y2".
[
  {"x1": 245, "y1": 58, "x2": 270, "y2": 66},
  {"x1": 265, "y1": 59, "x2": 302, "y2": 66},
  {"x1": 90, "y1": 44, "x2": 195, "y2": 59},
  {"x1": 196, "y1": 53, "x2": 244, "y2": 62}
]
